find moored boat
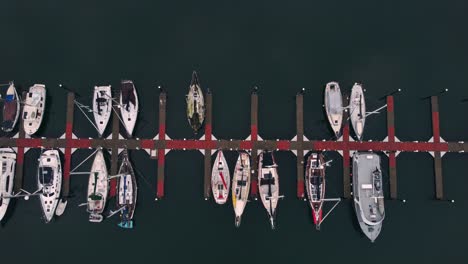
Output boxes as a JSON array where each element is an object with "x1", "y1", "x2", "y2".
[
  {"x1": 117, "y1": 149, "x2": 137, "y2": 228},
  {"x1": 259, "y1": 151, "x2": 280, "y2": 229},
  {"x1": 232, "y1": 152, "x2": 251, "y2": 227},
  {"x1": 186, "y1": 71, "x2": 205, "y2": 133},
  {"x1": 93, "y1": 85, "x2": 112, "y2": 137},
  {"x1": 22, "y1": 84, "x2": 46, "y2": 136},
  {"x1": 37, "y1": 149, "x2": 62, "y2": 223},
  {"x1": 0, "y1": 148, "x2": 16, "y2": 221},
  {"x1": 119, "y1": 80, "x2": 138, "y2": 137},
  {"x1": 1, "y1": 82, "x2": 20, "y2": 133},
  {"x1": 352, "y1": 152, "x2": 385, "y2": 242},
  {"x1": 305, "y1": 152, "x2": 326, "y2": 230},
  {"x1": 87, "y1": 149, "x2": 108, "y2": 223},
  {"x1": 349, "y1": 83, "x2": 366, "y2": 141},
  {"x1": 211, "y1": 150, "x2": 230, "y2": 204},
  {"x1": 324, "y1": 82, "x2": 343, "y2": 138}
]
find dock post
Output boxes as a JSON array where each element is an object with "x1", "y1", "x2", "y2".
[
  {"x1": 62, "y1": 92, "x2": 75, "y2": 198},
  {"x1": 13, "y1": 92, "x2": 27, "y2": 193},
  {"x1": 431, "y1": 96, "x2": 444, "y2": 200},
  {"x1": 250, "y1": 89, "x2": 259, "y2": 199},
  {"x1": 203, "y1": 91, "x2": 213, "y2": 199},
  {"x1": 386, "y1": 96, "x2": 398, "y2": 199},
  {"x1": 296, "y1": 92, "x2": 305, "y2": 199},
  {"x1": 109, "y1": 101, "x2": 120, "y2": 197},
  {"x1": 156, "y1": 91, "x2": 167, "y2": 199}
]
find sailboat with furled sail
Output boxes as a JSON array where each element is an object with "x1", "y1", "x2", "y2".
[
  {"x1": 93, "y1": 85, "x2": 112, "y2": 137},
  {"x1": 116, "y1": 149, "x2": 137, "y2": 228},
  {"x1": 211, "y1": 150, "x2": 230, "y2": 204},
  {"x1": 259, "y1": 151, "x2": 281, "y2": 229},
  {"x1": 349, "y1": 83, "x2": 366, "y2": 141},
  {"x1": 231, "y1": 152, "x2": 251, "y2": 227},
  {"x1": 119, "y1": 80, "x2": 138, "y2": 137},
  {"x1": 0, "y1": 148, "x2": 16, "y2": 221},
  {"x1": 87, "y1": 149, "x2": 108, "y2": 223},
  {"x1": 186, "y1": 71, "x2": 205, "y2": 133},
  {"x1": 1, "y1": 82, "x2": 20, "y2": 133}
]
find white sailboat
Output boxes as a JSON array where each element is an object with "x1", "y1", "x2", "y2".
[
  {"x1": 231, "y1": 152, "x2": 250, "y2": 227},
  {"x1": 119, "y1": 80, "x2": 138, "y2": 137},
  {"x1": 324, "y1": 82, "x2": 343, "y2": 138},
  {"x1": 0, "y1": 148, "x2": 16, "y2": 221},
  {"x1": 117, "y1": 150, "x2": 137, "y2": 228},
  {"x1": 259, "y1": 151, "x2": 281, "y2": 229},
  {"x1": 87, "y1": 149, "x2": 108, "y2": 223},
  {"x1": 92, "y1": 86, "x2": 112, "y2": 137},
  {"x1": 37, "y1": 150, "x2": 62, "y2": 223},
  {"x1": 349, "y1": 83, "x2": 366, "y2": 141},
  {"x1": 1, "y1": 83, "x2": 21, "y2": 132},
  {"x1": 22, "y1": 84, "x2": 46, "y2": 136},
  {"x1": 211, "y1": 150, "x2": 230, "y2": 204}
]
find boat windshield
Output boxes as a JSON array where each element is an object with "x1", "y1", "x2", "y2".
[{"x1": 39, "y1": 167, "x2": 54, "y2": 185}]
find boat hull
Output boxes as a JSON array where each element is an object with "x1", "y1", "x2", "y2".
[
  {"x1": 305, "y1": 153, "x2": 326, "y2": 229},
  {"x1": 1, "y1": 83, "x2": 20, "y2": 133},
  {"x1": 87, "y1": 149, "x2": 108, "y2": 222},
  {"x1": 231, "y1": 152, "x2": 251, "y2": 227},
  {"x1": 324, "y1": 82, "x2": 343, "y2": 138},
  {"x1": 211, "y1": 150, "x2": 230, "y2": 204},
  {"x1": 0, "y1": 148, "x2": 16, "y2": 221},
  {"x1": 22, "y1": 84, "x2": 46, "y2": 136},
  {"x1": 258, "y1": 151, "x2": 280, "y2": 229},
  {"x1": 350, "y1": 83, "x2": 366, "y2": 141},
  {"x1": 120, "y1": 80, "x2": 138, "y2": 137},
  {"x1": 186, "y1": 71, "x2": 205, "y2": 133},
  {"x1": 93, "y1": 86, "x2": 112, "y2": 137},
  {"x1": 117, "y1": 150, "x2": 137, "y2": 228},
  {"x1": 38, "y1": 150, "x2": 62, "y2": 223}
]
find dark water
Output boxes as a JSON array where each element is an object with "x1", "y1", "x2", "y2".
[{"x1": 1, "y1": 0, "x2": 468, "y2": 263}]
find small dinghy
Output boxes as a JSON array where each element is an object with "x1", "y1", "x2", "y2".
[
  {"x1": 186, "y1": 71, "x2": 205, "y2": 133},
  {"x1": 119, "y1": 80, "x2": 138, "y2": 137},
  {"x1": 93, "y1": 86, "x2": 112, "y2": 137},
  {"x1": 324, "y1": 82, "x2": 343, "y2": 138},
  {"x1": 305, "y1": 153, "x2": 326, "y2": 230},
  {"x1": 87, "y1": 149, "x2": 108, "y2": 223},
  {"x1": 231, "y1": 152, "x2": 251, "y2": 227},
  {"x1": 37, "y1": 149, "x2": 62, "y2": 223},
  {"x1": 350, "y1": 83, "x2": 366, "y2": 141},
  {"x1": 211, "y1": 150, "x2": 230, "y2": 204},
  {"x1": 259, "y1": 151, "x2": 280, "y2": 229},
  {"x1": 116, "y1": 150, "x2": 137, "y2": 228},
  {"x1": 1, "y1": 83, "x2": 20, "y2": 133},
  {"x1": 22, "y1": 84, "x2": 46, "y2": 136},
  {"x1": 0, "y1": 148, "x2": 16, "y2": 221}
]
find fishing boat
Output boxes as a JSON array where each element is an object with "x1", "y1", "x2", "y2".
[
  {"x1": 352, "y1": 152, "x2": 385, "y2": 242},
  {"x1": 1, "y1": 83, "x2": 20, "y2": 133},
  {"x1": 349, "y1": 83, "x2": 366, "y2": 141},
  {"x1": 324, "y1": 82, "x2": 343, "y2": 138},
  {"x1": 116, "y1": 150, "x2": 137, "y2": 228},
  {"x1": 186, "y1": 71, "x2": 205, "y2": 133},
  {"x1": 93, "y1": 85, "x2": 112, "y2": 137},
  {"x1": 0, "y1": 148, "x2": 16, "y2": 221},
  {"x1": 87, "y1": 149, "x2": 108, "y2": 223},
  {"x1": 259, "y1": 151, "x2": 280, "y2": 229},
  {"x1": 37, "y1": 149, "x2": 62, "y2": 223},
  {"x1": 22, "y1": 84, "x2": 46, "y2": 136},
  {"x1": 305, "y1": 152, "x2": 326, "y2": 230},
  {"x1": 211, "y1": 150, "x2": 230, "y2": 204},
  {"x1": 231, "y1": 152, "x2": 251, "y2": 227},
  {"x1": 119, "y1": 80, "x2": 138, "y2": 137}
]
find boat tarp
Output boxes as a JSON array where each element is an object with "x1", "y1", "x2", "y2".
[{"x1": 121, "y1": 83, "x2": 136, "y2": 110}]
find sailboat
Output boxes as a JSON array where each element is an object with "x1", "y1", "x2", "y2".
[
  {"x1": 186, "y1": 71, "x2": 205, "y2": 133},
  {"x1": 231, "y1": 152, "x2": 251, "y2": 227},
  {"x1": 22, "y1": 84, "x2": 46, "y2": 136},
  {"x1": 93, "y1": 85, "x2": 112, "y2": 137},
  {"x1": 116, "y1": 149, "x2": 137, "y2": 228},
  {"x1": 1, "y1": 82, "x2": 20, "y2": 133},
  {"x1": 211, "y1": 150, "x2": 230, "y2": 204},
  {"x1": 349, "y1": 83, "x2": 366, "y2": 141},
  {"x1": 305, "y1": 153, "x2": 326, "y2": 230},
  {"x1": 87, "y1": 149, "x2": 108, "y2": 223},
  {"x1": 119, "y1": 80, "x2": 138, "y2": 137},
  {"x1": 259, "y1": 151, "x2": 280, "y2": 229},
  {"x1": 0, "y1": 148, "x2": 16, "y2": 221},
  {"x1": 324, "y1": 82, "x2": 343, "y2": 138},
  {"x1": 37, "y1": 149, "x2": 62, "y2": 223}
]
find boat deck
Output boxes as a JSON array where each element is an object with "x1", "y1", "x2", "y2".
[{"x1": 0, "y1": 89, "x2": 454, "y2": 202}]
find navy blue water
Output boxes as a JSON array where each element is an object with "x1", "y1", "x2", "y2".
[{"x1": 0, "y1": 1, "x2": 467, "y2": 263}]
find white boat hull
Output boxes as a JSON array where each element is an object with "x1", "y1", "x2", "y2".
[
  {"x1": 0, "y1": 148, "x2": 16, "y2": 221},
  {"x1": 324, "y1": 82, "x2": 343, "y2": 137},
  {"x1": 120, "y1": 80, "x2": 138, "y2": 137},
  {"x1": 87, "y1": 149, "x2": 108, "y2": 222},
  {"x1": 38, "y1": 150, "x2": 62, "y2": 223},
  {"x1": 211, "y1": 150, "x2": 230, "y2": 204},
  {"x1": 93, "y1": 86, "x2": 112, "y2": 137},
  {"x1": 22, "y1": 84, "x2": 46, "y2": 136},
  {"x1": 232, "y1": 152, "x2": 251, "y2": 227},
  {"x1": 258, "y1": 151, "x2": 280, "y2": 229},
  {"x1": 350, "y1": 83, "x2": 366, "y2": 141}
]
